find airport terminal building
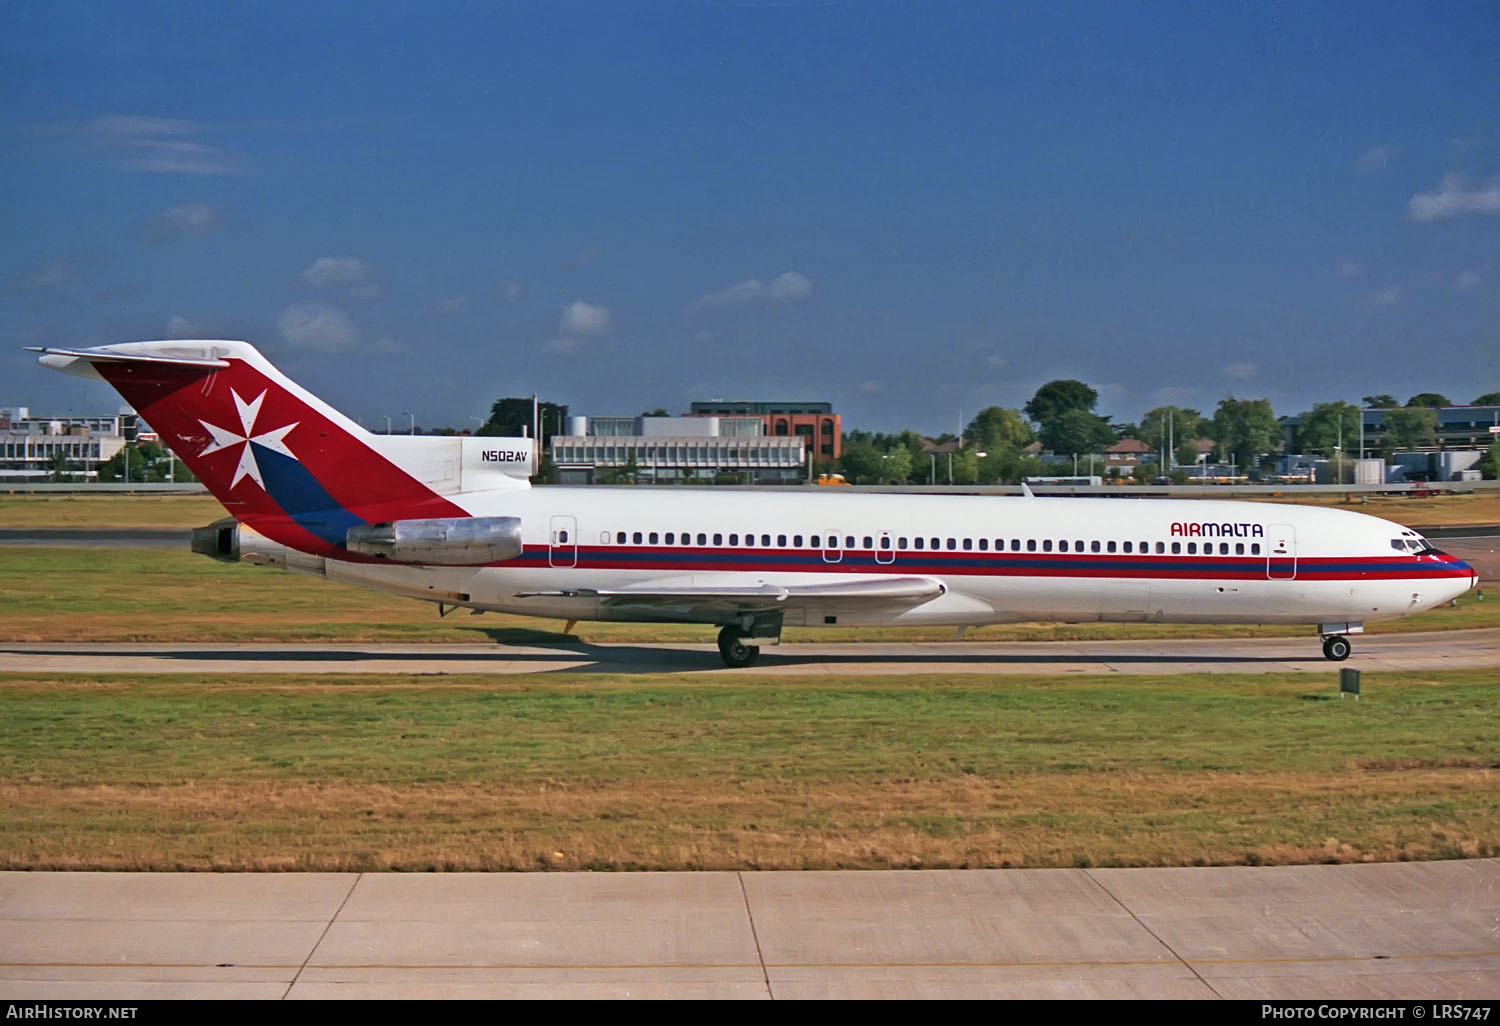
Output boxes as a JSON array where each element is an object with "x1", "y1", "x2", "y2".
[
  {"x1": 0, "y1": 406, "x2": 136, "y2": 482},
  {"x1": 550, "y1": 412, "x2": 807, "y2": 485}
]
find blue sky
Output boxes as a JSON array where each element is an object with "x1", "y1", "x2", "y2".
[{"x1": 4, "y1": 0, "x2": 1497, "y2": 434}]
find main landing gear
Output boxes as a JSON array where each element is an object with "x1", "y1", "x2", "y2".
[
  {"x1": 717, "y1": 625, "x2": 760, "y2": 668},
  {"x1": 1321, "y1": 635, "x2": 1352, "y2": 661}
]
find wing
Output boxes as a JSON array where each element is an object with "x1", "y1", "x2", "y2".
[{"x1": 517, "y1": 574, "x2": 945, "y2": 621}]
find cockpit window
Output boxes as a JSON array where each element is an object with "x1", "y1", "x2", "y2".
[{"x1": 1394, "y1": 537, "x2": 1436, "y2": 554}]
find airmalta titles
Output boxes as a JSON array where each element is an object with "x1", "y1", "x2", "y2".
[{"x1": 1170, "y1": 522, "x2": 1265, "y2": 538}]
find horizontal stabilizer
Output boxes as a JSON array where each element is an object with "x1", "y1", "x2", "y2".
[{"x1": 28, "y1": 345, "x2": 230, "y2": 369}]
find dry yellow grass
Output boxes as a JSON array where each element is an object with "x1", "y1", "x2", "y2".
[{"x1": 4, "y1": 768, "x2": 1495, "y2": 871}]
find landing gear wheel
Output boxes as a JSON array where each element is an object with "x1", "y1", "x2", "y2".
[
  {"x1": 717, "y1": 625, "x2": 760, "y2": 668},
  {"x1": 1322, "y1": 635, "x2": 1352, "y2": 661}
]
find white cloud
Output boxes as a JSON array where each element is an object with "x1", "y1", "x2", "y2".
[
  {"x1": 985, "y1": 353, "x2": 1007, "y2": 369},
  {"x1": 1225, "y1": 361, "x2": 1257, "y2": 381},
  {"x1": 859, "y1": 379, "x2": 882, "y2": 394},
  {"x1": 300, "y1": 257, "x2": 382, "y2": 299},
  {"x1": 1356, "y1": 146, "x2": 1390, "y2": 174},
  {"x1": 1370, "y1": 286, "x2": 1403, "y2": 307},
  {"x1": 767, "y1": 271, "x2": 813, "y2": 300},
  {"x1": 691, "y1": 279, "x2": 766, "y2": 315},
  {"x1": 1408, "y1": 174, "x2": 1500, "y2": 222},
  {"x1": 559, "y1": 300, "x2": 610, "y2": 336},
  {"x1": 545, "y1": 336, "x2": 582, "y2": 355},
  {"x1": 435, "y1": 296, "x2": 469, "y2": 316},
  {"x1": 301, "y1": 257, "x2": 371, "y2": 288},
  {"x1": 278, "y1": 302, "x2": 356, "y2": 352},
  {"x1": 690, "y1": 270, "x2": 814, "y2": 316},
  {"x1": 1336, "y1": 260, "x2": 1365, "y2": 279},
  {"x1": 502, "y1": 281, "x2": 523, "y2": 302},
  {"x1": 87, "y1": 115, "x2": 243, "y2": 175}
]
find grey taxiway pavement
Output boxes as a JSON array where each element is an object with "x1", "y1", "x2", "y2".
[
  {"x1": 3, "y1": 627, "x2": 1498, "y2": 676},
  {"x1": 3, "y1": 863, "x2": 1498, "y2": 999}
]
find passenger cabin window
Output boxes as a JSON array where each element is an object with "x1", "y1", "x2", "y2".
[
  {"x1": 648, "y1": 532, "x2": 658, "y2": 544},
  {"x1": 1187, "y1": 542, "x2": 1197, "y2": 554},
  {"x1": 697, "y1": 533, "x2": 707, "y2": 545},
  {"x1": 1251, "y1": 543, "x2": 1261, "y2": 555},
  {"x1": 1123, "y1": 542, "x2": 1132, "y2": 553},
  {"x1": 898, "y1": 537, "x2": 908, "y2": 549},
  {"x1": 729, "y1": 533, "x2": 738, "y2": 545},
  {"x1": 962, "y1": 538, "x2": 972, "y2": 550},
  {"x1": 1058, "y1": 540, "x2": 1069, "y2": 552},
  {"x1": 1042, "y1": 539, "x2": 1053, "y2": 552},
  {"x1": 777, "y1": 534, "x2": 787, "y2": 547},
  {"x1": 1172, "y1": 542, "x2": 1181, "y2": 554},
  {"x1": 632, "y1": 532, "x2": 641, "y2": 544},
  {"x1": 1092, "y1": 541, "x2": 1101, "y2": 553},
  {"x1": 665, "y1": 533, "x2": 675, "y2": 545},
  {"x1": 794, "y1": 535, "x2": 803, "y2": 547},
  {"x1": 616, "y1": 531, "x2": 627, "y2": 544},
  {"x1": 1107, "y1": 541, "x2": 1116, "y2": 553},
  {"x1": 979, "y1": 539, "x2": 989, "y2": 551},
  {"x1": 1026, "y1": 539, "x2": 1037, "y2": 552},
  {"x1": 713, "y1": 533, "x2": 723, "y2": 546},
  {"x1": 811, "y1": 535, "x2": 821, "y2": 548}
]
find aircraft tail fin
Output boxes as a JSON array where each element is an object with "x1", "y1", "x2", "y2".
[{"x1": 32, "y1": 340, "x2": 535, "y2": 556}]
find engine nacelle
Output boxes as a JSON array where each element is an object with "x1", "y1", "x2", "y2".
[
  {"x1": 190, "y1": 517, "x2": 327, "y2": 576},
  {"x1": 345, "y1": 516, "x2": 523, "y2": 565}
]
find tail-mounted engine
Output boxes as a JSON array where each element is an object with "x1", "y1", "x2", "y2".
[{"x1": 345, "y1": 516, "x2": 523, "y2": 565}]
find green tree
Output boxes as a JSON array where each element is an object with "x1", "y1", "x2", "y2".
[
  {"x1": 596, "y1": 454, "x2": 639, "y2": 484},
  {"x1": 1296, "y1": 401, "x2": 1361, "y2": 456},
  {"x1": 1478, "y1": 441, "x2": 1500, "y2": 480},
  {"x1": 1404, "y1": 392, "x2": 1452, "y2": 408},
  {"x1": 839, "y1": 436, "x2": 884, "y2": 485},
  {"x1": 1047, "y1": 407, "x2": 1115, "y2": 457},
  {"x1": 47, "y1": 450, "x2": 75, "y2": 482},
  {"x1": 1472, "y1": 391, "x2": 1500, "y2": 406},
  {"x1": 1024, "y1": 380, "x2": 1099, "y2": 444},
  {"x1": 1381, "y1": 407, "x2": 1437, "y2": 453},
  {"x1": 949, "y1": 449, "x2": 980, "y2": 485},
  {"x1": 879, "y1": 445, "x2": 914, "y2": 484},
  {"x1": 963, "y1": 407, "x2": 1034, "y2": 453},
  {"x1": 481, "y1": 398, "x2": 568, "y2": 445},
  {"x1": 1361, "y1": 394, "x2": 1399, "y2": 408},
  {"x1": 1211, "y1": 398, "x2": 1279, "y2": 469}
]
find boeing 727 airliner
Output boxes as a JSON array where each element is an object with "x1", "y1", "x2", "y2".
[{"x1": 35, "y1": 340, "x2": 1477, "y2": 666}]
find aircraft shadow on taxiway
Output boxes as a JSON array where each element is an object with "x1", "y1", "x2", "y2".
[{"x1": 2, "y1": 641, "x2": 1310, "y2": 675}]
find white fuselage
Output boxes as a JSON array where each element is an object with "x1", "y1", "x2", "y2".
[{"x1": 299, "y1": 488, "x2": 1476, "y2": 631}]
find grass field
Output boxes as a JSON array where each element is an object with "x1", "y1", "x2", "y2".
[
  {"x1": 1, "y1": 669, "x2": 1495, "y2": 871},
  {"x1": 2, "y1": 546, "x2": 1494, "y2": 644}
]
